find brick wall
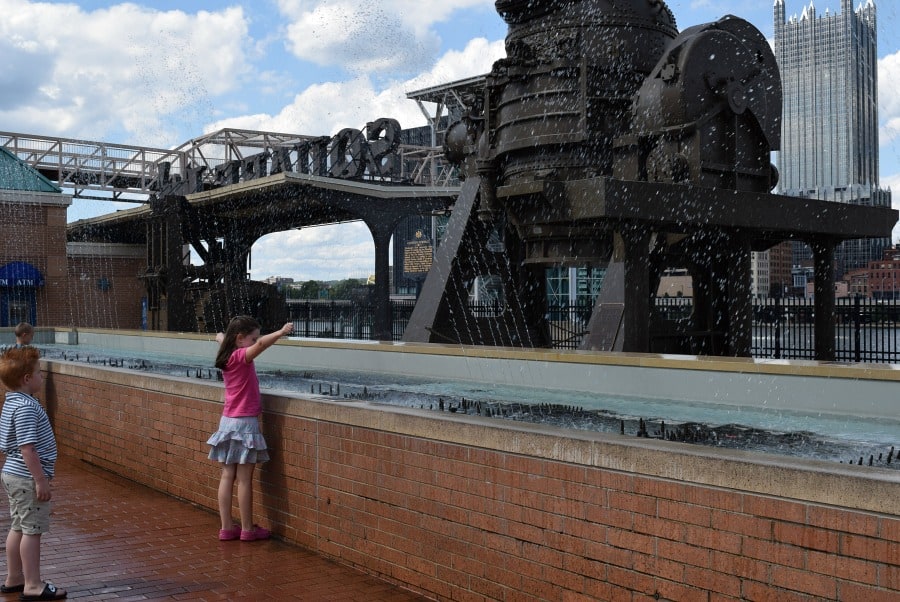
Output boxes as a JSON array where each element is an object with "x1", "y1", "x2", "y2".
[
  {"x1": 44, "y1": 361, "x2": 900, "y2": 601},
  {"x1": 66, "y1": 244, "x2": 145, "y2": 329},
  {"x1": 1, "y1": 194, "x2": 146, "y2": 329},
  {"x1": 0, "y1": 194, "x2": 71, "y2": 326}
]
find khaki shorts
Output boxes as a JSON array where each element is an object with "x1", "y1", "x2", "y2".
[{"x1": 1, "y1": 472, "x2": 51, "y2": 535}]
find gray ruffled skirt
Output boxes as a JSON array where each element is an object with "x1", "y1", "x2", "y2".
[{"x1": 207, "y1": 415, "x2": 270, "y2": 464}]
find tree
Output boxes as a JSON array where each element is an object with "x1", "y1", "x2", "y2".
[
  {"x1": 297, "y1": 280, "x2": 322, "y2": 299},
  {"x1": 328, "y1": 278, "x2": 367, "y2": 300}
]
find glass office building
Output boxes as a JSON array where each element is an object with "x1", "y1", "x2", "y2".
[{"x1": 774, "y1": 0, "x2": 891, "y2": 276}]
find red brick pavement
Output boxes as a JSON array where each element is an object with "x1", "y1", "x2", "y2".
[{"x1": 0, "y1": 457, "x2": 430, "y2": 601}]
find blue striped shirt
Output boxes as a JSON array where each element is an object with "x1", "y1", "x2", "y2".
[{"x1": 0, "y1": 392, "x2": 57, "y2": 479}]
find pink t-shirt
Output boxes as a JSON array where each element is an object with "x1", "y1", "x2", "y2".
[{"x1": 222, "y1": 347, "x2": 261, "y2": 417}]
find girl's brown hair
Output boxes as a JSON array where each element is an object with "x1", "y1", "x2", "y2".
[
  {"x1": 214, "y1": 315, "x2": 260, "y2": 370},
  {"x1": 0, "y1": 346, "x2": 40, "y2": 389}
]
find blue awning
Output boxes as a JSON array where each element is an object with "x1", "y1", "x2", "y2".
[{"x1": 0, "y1": 262, "x2": 45, "y2": 287}]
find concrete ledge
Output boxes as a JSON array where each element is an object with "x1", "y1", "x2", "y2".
[{"x1": 0, "y1": 327, "x2": 76, "y2": 346}]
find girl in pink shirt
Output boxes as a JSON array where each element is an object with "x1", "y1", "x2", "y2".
[{"x1": 207, "y1": 315, "x2": 293, "y2": 541}]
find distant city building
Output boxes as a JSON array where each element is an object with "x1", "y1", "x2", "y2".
[
  {"x1": 774, "y1": 0, "x2": 891, "y2": 277},
  {"x1": 263, "y1": 276, "x2": 294, "y2": 286},
  {"x1": 546, "y1": 267, "x2": 606, "y2": 306},
  {"x1": 843, "y1": 244, "x2": 900, "y2": 299},
  {"x1": 792, "y1": 264, "x2": 816, "y2": 299},
  {"x1": 768, "y1": 242, "x2": 794, "y2": 297},
  {"x1": 752, "y1": 242, "x2": 794, "y2": 298},
  {"x1": 656, "y1": 268, "x2": 692, "y2": 298},
  {"x1": 751, "y1": 250, "x2": 769, "y2": 299}
]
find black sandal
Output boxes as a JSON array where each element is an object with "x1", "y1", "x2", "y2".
[
  {"x1": 19, "y1": 582, "x2": 67, "y2": 601},
  {"x1": 0, "y1": 583, "x2": 24, "y2": 593}
]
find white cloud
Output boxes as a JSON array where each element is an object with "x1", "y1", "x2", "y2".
[
  {"x1": 879, "y1": 51, "x2": 900, "y2": 146},
  {"x1": 0, "y1": 37, "x2": 53, "y2": 111},
  {"x1": 250, "y1": 223, "x2": 376, "y2": 281},
  {"x1": 884, "y1": 117, "x2": 900, "y2": 147},
  {"x1": 402, "y1": 37, "x2": 502, "y2": 93},
  {"x1": 206, "y1": 36, "x2": 505, "y2": 136},
  {"x1": 0, "y1": 1, "x2": 252, "y2": 146},
  {"x1": 880, "y1": 51, "x2": 900, "y2": 244},
  {"x1": 885, "y1": 173, "x2": 900, "y2": 191},
  {"x1": 882, "y1": 172, "x2": 900, "y2": 243},
  {"x1": 281, "y1": 2, "x2": 434, "y2": 76},
  {"x1": 276, "y1": 0, "x2": 494, "y2": 77}
]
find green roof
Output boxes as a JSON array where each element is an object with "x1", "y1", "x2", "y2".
[{"x1": 0, "y1": 147, "x2": 61, "y2": 193}]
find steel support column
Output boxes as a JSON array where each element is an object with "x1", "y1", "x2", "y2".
[
  {"x1": 163, "y1": 195, "x2": 190, "y2": 331},
  {"x1": 725, "y1": 234, "x2": 752, "y2": 357},
  {"x1": 368, "y1": 223, "x2": 394, "y2": 341},
  {"x1": 621, "y1": 228, "x2": 651, "y2": 353},
  {"x1": 811, "y1": 238, "x2": 837, "y2": 361}
]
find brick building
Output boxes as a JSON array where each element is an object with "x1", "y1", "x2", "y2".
[
  {"x1": 844, "y1": 244, "x2": 900, "y2": 299},
  {"x1": 0, "y1": 148, "x2": 145, "y2": 329}
]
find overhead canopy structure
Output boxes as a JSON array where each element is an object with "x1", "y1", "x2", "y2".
[
  {"x1": 67, "y1": 169, "x2": 458, "y2": 336},
  {"x1": 0, "y1": 261, "x2": 45, "y2": 288},
  {"x1": 0, "y1": 147, "x2": 60, "y2": 193}
]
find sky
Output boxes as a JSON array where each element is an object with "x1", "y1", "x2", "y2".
[{"x1": 3, "y1": 0, "x2": 900, "y2": 282}]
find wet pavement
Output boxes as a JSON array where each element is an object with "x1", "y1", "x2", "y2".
[{"x1": 0, "y1": 456, "x2": 428, "y2": 601}]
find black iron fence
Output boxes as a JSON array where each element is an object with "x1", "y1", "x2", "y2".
[
  {"x1": 751, "y1": 296, "x2": 900, "y2": 363},
  {"x1": 286, "y1": 297, "x2": 900, "y2": 363},
  {"x1": 286, "y1": 299, "x2": 416, "y2": 341}
]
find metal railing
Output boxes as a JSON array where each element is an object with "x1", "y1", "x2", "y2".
[
  {"x1": 752, "y1": 296, "x2": 900, "y2": 363},
  {"x1": 0, "y1": 131, "x2": 174, "y2": 200},
  {"x1": 287, "y1": 297, "x2": 900, "y2": 363},
  {"x1": 1, "y1": 129, "x2": 457, "y2": 201},
  {"x1": 287, "y1": 299, "x2": 416, "y2": 341}
]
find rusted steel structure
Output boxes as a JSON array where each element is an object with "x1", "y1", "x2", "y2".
[
  {"x1": 63, "y1": 123, "x2": 457, "y2": 335},
  {"x1": 402, "y1": 0, "x2": 896, "y2": 359}
]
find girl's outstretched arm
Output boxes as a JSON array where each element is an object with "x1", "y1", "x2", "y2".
[{"x1": 244, "y1": 322, "x2": 294, "y2": 363}]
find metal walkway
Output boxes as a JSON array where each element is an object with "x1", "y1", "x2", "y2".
[{"x1": 0, "y1": 129, "x2": 453, "y2": 202}]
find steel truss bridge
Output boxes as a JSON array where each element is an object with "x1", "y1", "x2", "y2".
[{"x1": 0, "y1": 128, "x2": 456, "y2": 202}]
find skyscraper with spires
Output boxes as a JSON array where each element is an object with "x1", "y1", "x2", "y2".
[{"x1": 774, "y1": 0, "x2": 891, "y2": 277}]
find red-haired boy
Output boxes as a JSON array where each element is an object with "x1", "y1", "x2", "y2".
[{"x1": 0, "y1": 347, "x2": 66, "y2": 600}]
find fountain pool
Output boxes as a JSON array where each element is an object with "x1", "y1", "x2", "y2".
[{"x1": 27, "y1": 340, "x2": 900, "y2": 471}]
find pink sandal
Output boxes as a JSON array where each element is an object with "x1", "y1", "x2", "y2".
[
  {"x1": 240, "y1": 525, "x2": 271, "y2": 541},
  {"x1": 218, "y1": 525, "x2": 241, "y2": 541}
]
